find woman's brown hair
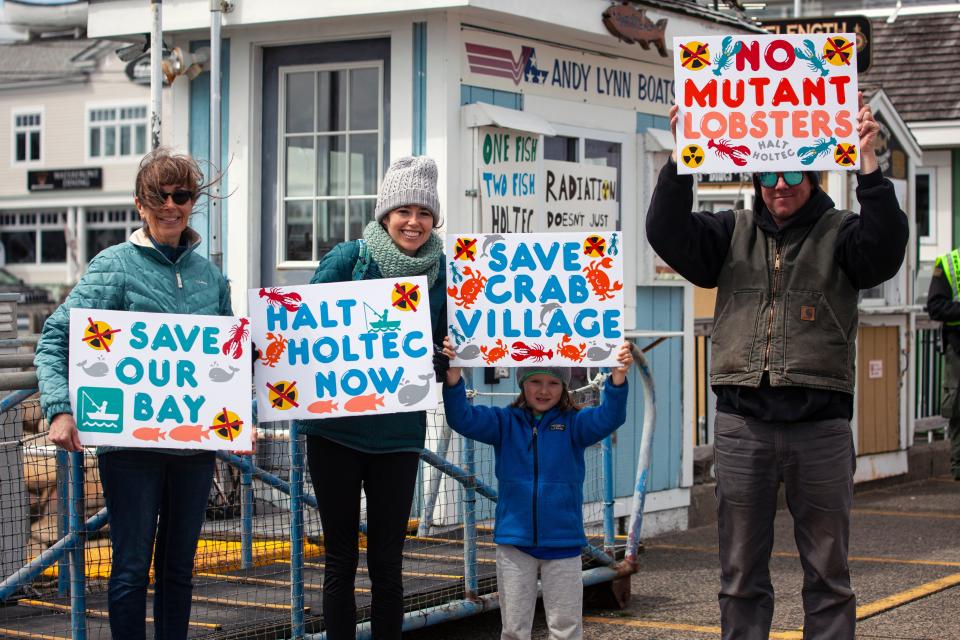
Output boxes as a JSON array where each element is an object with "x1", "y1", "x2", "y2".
[
  {"x1": 134, "y1": 147, "x2": 212, "y2": 210},
  {"x1": 510, "y1": 385, "x2": 581, "y2": 413}
]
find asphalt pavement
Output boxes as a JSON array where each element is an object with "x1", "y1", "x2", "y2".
[{"x1": 405, "y1": 474, "x2": 960, "y2": 639}]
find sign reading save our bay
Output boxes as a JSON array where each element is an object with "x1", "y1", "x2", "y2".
[
  {"x1": 248, "y1": 279, "x2": 438, "y2": 423},
  {"x1": 446, "y1": 233, "x2": 624, "y2": 368},
  {"x1": 68, "y1": 308, "x2": 253, "y2": 450}
]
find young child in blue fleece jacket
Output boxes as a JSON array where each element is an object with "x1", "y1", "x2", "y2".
[{"x1": 441, "y1": 336, "x2": 633, "y2": 640}]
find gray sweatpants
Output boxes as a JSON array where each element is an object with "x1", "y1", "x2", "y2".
[
  {"x1": 714, "y1": 411, "x2": 856, "y2": 640},
  {"x1": 496, "y1": 544, "x2": 583, "y2": 640}
]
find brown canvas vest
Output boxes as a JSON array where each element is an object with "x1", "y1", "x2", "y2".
[{"x1": 710, "y1": 208, "x2": 859, "y2": 394}]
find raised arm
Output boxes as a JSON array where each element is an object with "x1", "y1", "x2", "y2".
[
  {"x1": 834, "y1": 93, "x2": 909, "y2": 290},
  {"x1": 645, "y1": 104, "x2": 736, "y2": 288}
]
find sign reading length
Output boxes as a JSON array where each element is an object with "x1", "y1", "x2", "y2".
[
  {"x1": 248, "y1": 279, "x2": 437, "y2": 423},
  {"x1": 68, "y1": 308, "x2": 253, "y2": 450},
  {"x1": 446, "y1": 232, "x2": 624, "y2": 368},
  {"x1": 674, "y1": 33, "x2": 859, "y2": 174}
]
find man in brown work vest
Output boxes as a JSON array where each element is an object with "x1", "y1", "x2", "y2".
[{"x1": 646, "y1": 93, "x2": 908, "y2": 639}]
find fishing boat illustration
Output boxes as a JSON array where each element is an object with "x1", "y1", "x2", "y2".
[{"x1": 79, "y1": 388, "x2": 121, "y2": 429}]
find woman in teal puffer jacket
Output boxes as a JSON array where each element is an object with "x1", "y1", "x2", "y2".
[
  {"x1": 34, "y1": 148, "x2": 233, "y2": 640},
  {"x1": 296, "y1": 156, "x2": 447, "y2": 639}
]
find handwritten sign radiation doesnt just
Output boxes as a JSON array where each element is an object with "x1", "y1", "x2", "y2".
[
  {"x1": 248, "y1": 278, "x2": 437, "y2": 423},
  {"x1": 446, "y1": 232, "x2": 624, "y2": 368},
  {"x1": 674, "y1": 33, "x2": 859, "y2": 174},
  {"x1": 68, "y1": 309, "x2": 253, "y2": 450}
]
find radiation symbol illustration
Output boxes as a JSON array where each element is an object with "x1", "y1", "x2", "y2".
[
  {"x1": 679, "y1": 41, "x2": 710, "y2": 71},
  {"x1": 391, "y1": 281, "x2": 421, "y2": 312},
  {"x1": 823, "y1": 36, "x2": 854, "y2": 67},
  {"x1": 82, "y1": 317, "x2": 121, "y2": 352},
  {"x1": 266, "y1": 380, "x2": 300, "y2": 410},
  {"x1": 681, "y1": 144, "x2": 705, "y2": 169},
  {"x1": 210, "y1": 408, "x2": 244, "y2": 442},
  {"x1": 834, "y1": 142, "x2": 857, "y2": 167},
  {"x1": 600, "y1": 180, "x2": 613, "y2": 200},
  {"x1": 583, "y1": 235, "x2": 606, "y2": 258},
  {"x1": 454, "y1": 237, "x2": 477, "y2": 261}
]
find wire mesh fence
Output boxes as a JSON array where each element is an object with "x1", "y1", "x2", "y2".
[{"x1": 0, "y1": 368, "x2": 626, "y2": 640}]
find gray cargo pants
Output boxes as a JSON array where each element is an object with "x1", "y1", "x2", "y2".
[{"x1": 714, "y1": 412, "x2": 856, "y2": 640}]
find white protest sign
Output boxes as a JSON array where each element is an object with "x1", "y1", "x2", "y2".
[
  {"x1": 446, "y1": 232, "x2": 624, "y2": 368},
  {"x1": 478, "y1": 126, "x2": 541, "y2": 233},
  {"x1": 674, "y1": 33, "x2": 859, "y2": 174},
  {"x1": 68, "y1": 308, "x2": 253, "y2": 450},
  {"x1": 248, "y1": 279, "x2": 437, "y2": 423},
  {"x1": 544, "y1": 160, "x2": 618, "y2": 232}
]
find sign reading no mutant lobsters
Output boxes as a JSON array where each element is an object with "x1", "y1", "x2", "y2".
[
  {"x1": 248, "y1": 279, "x2": 438, "y2": 423},
  {"x1": 446, "y1": 232, "x2": 624, "y2": 368},
  {"x1": 68, "y1": 308, "x2": 253, "y2": 450},
  {"x1": 674, "y1": 33, "x2": 859, "y2": 174}
]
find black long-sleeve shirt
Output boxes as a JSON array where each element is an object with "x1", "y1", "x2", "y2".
[{"x1": 646, "y1": 160, "x2": 910, "y2": 422}]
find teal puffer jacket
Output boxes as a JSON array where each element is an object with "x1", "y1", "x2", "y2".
[
  {"x1": 294, "y1": 240, "x2": 447, "y2": 453},
  {"x1": 35, "y1": 228, "x2": 233, "y2": 426}
]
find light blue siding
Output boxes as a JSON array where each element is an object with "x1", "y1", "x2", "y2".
[
  {"x1": 613, "y1": 286, "x2": 684, "y2": 496},
  {"x1": 636, "y1": 112, "x2": 671, "y2": 133},
  {"x1": 412, "y1": 22, "x2": 427, "y2": 156},
  {"x1": 460, "y1": 84, "x2": 523, "y2": 110},
  {"x1": 188, "y1": 39, "x2": 230, "y2": 264}
]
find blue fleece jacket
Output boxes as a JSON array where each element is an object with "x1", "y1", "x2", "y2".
[{"x1": 441, "y1": 378, "x2": 628, "y2": 548}]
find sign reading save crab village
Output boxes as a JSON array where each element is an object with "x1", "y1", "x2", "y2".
[
  {"x1": 248, "y1": 278, "x2": 438, "y2": 423},
  {"x1": 674, "y1": 33, "x2": 859, "y2": 174},
  {"x1": 446, "y1": 232, "x2": 624, "y2": 368},
  {"x1": 68, "y1": 308, "x2": 253, "y2": 450}
]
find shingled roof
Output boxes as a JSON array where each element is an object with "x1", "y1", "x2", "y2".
[
  {"x1": 860, "y1": 13, "x2": 960, "y2": 123},
  {"x1": 0, "y1": 38, "x2": 109, "y2": 87}
]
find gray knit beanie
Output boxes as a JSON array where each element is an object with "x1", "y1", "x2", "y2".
[
  {"x1": 375, "y1": 156, "x2": 442, "y2": 227},
  {"x1": 516, "y1": 367, "x2": 572, "y2": 388}
]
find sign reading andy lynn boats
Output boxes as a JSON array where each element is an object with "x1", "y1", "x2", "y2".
[
  {"x1": 674, "y1": 33, "x2": 859, "y2": 174},
  {"x1": 248, "y1": 278, "x2": 438, "y2": 423},
  {"x1": 446, "y1": 232, "x2": 624, "y2": 368},
  {"x1": 68, "y1": 308, "x2": 253, "y2": 451}
]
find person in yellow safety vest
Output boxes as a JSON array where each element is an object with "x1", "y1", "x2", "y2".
[{"x1": 926, "y1": 249, "x2": 960, "y2": 481}]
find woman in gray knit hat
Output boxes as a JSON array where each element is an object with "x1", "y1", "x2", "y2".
[{"x1": 294, "y1": 155, "x2": 446, "y2": 640}]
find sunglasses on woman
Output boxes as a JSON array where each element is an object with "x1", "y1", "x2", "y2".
[
  {"x1": 758, "y1": 172, "x2": 804, "y2": 188},
  {"x1": 153, "y1": 189, "x2": 195, "y2": 205}
]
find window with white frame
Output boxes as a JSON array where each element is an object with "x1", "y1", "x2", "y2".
[
  {"x1": 279, "y1": 63, "x2": 383, "y2": 263},
  {"x1": 0, "y1": 210, "x2": 67, "y2": 264},
  {"x1": 12, "y1": 110, "x2": 42, "y2": 164},
  {"x1": 85, "y1": 207, "x2": 140, "y2": 261},
  {"x1": 916, "y1": 168, "x2": 936, "y2": 244},
  {"x1": 88, "y1": 105, "x2": 148, "y2": 160}
]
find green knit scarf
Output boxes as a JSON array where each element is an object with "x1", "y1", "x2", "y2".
[{"x1": 362, "y1": 220, "x2": 443, "y2": 287}]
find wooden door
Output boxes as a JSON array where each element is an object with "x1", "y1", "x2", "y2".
[{"x1": 857, "y1": 326, "x2": 901, "y2": 455}]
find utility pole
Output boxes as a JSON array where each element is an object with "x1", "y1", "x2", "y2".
[{"x1": 150, "y1": 0, "x2": 162, "y2": 149}]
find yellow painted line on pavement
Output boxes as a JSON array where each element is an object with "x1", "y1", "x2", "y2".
[
  {"x1": 582, "y1": 616, "x2": 803, "y2": 639},
  {"x1": 0, "y1": 629, "x2": 69, "y2": 640},
  {"x1": 852, "y1": 508, "x2": 960, "y2": 520},
  {"x1": 18, "y1": 599, "x2": 220, "y2": 629},
  {"x1": 407, "y1": 535, "x2": 497, "y2": 548},
  {"x1": 856, "y1": 572, "x2": 960, "y2": 620}
]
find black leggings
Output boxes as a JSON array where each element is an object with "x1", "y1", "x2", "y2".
[{"x1": 306, "y1": 436, "x2": 420, "y2": 640}]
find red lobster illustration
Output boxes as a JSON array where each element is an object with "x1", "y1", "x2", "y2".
[
  {"x1": 222, "y1": 318, "x2": 249, "y2": 360},
  {"x1": 258, "y1": 287, "x2": 302, "y2": 312},
  {"x1": 707, "y1": 138, "x2": 750, "y2": 167},
  {"x1": 511, "y1": 342, "x2": 554, "y2": 362}
]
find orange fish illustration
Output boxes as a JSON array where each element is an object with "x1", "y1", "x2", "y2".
[
  {"x1": 344, "y1": 394, "x2": 385, "y2": 412},
  {"x1": 133, "y1": 427, "x2": 166, "y2": 442},
  {"x1": 169, "y1": 424, "x2": 211, "y2": 442},
  {"x1": 307, "y1": 399, "x2": 339, "y2": 414}
]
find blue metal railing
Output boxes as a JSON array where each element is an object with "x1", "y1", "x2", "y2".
[{"x1": 0, "y1": 342, "x2": 657, "y2": 638}]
